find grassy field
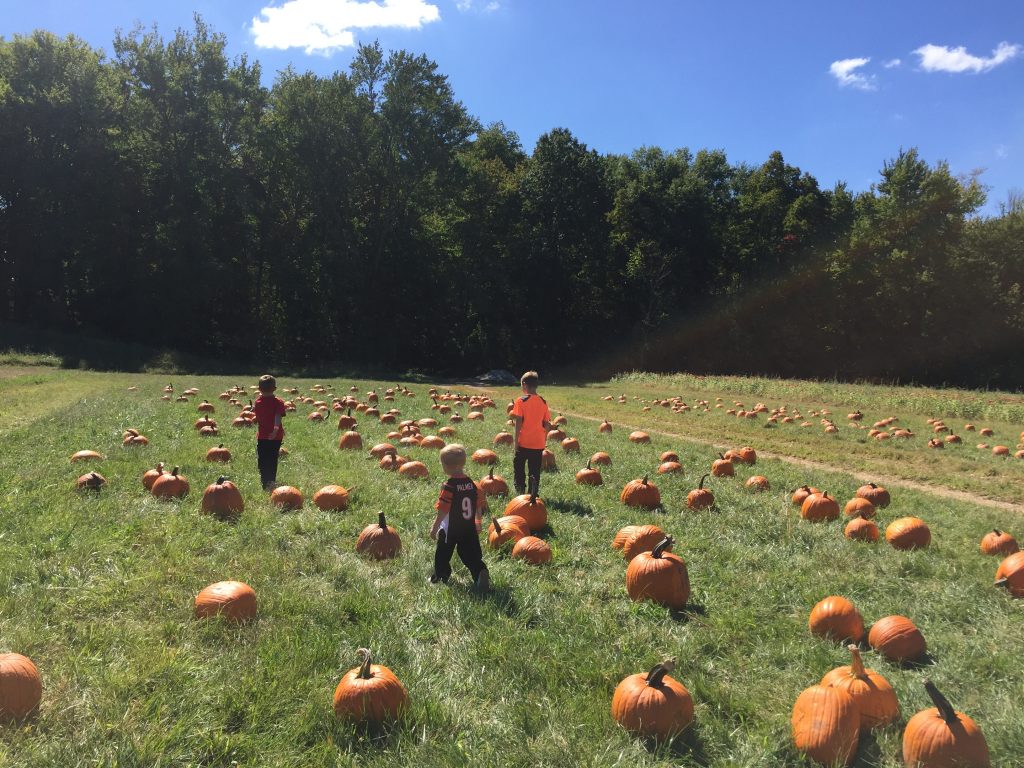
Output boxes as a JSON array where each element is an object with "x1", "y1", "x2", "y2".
[
  {"x1": 541, "y1": 372, "x2": 1024, "y2": 506},
  {"x1": 1, "y1": 367, "x2": 1022, "y2": 767}
]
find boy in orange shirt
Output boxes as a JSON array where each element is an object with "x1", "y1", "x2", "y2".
[
  {"x1": 430, "y1": 444, "x2": 489, "y2": 591},
  {"x1": 510, "y1": 370, "x2": 552, "y2": 496}
]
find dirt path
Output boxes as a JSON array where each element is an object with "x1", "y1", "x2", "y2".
[{"x1": 559, "y1": 410, "x2": 1024, "y2": 514}]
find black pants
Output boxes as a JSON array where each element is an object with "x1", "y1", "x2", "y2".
[
  {"x1": 513, "y1": 446, "x2": 543, "y2": 496},
  {"x1": 256, "y1": 439, "x2": 281, "y2": 489},
  {"x1": 433, "y1": 529, "x2": 487, "y2": 582}
]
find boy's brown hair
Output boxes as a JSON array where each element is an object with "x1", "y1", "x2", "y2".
[
  {"x1": 258, "y1": 374, "x2": 277, "y2": 392},
  {"x1": 439, "y1": 443, "x2": 467, "y2": 471},
  {"x1": 520, "y1": 370, "x2": 539, "y2": 391}
]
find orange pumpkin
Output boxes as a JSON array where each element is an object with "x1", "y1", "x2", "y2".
[
  {"x1": 504, "y1": 493, "x2": 547, "y2": 531},
  {"x1": 312, "y1": 484, "x2": 351, "y2": 511},
  {"x1": 338, "y1": 431, "x2": 363, "y2": 450},
  {"x1": 356, "y1": 512, "x2": 401, "y2": 559},
  {"x1": 511, "y1": 535, "x2": 552, "y2": 564},
  {"x1": 886, "y1": 517, "x2": 931, "y2": 550},
  {"x1": 194, "y1": 580, "x2": 257, "y2": 622},
  {"x1": 201, "y1": 477, "x2": 244, "y2": 520},
  {"x1": 611, "y1": 658, "x2": 693, "y2": 740},
  {"x1": 791, "y1": 685, "x2": 859, "y2": 766},
  {"x1": 621, "y1": 525, "x2": 667, "y2": 562},
  {"x1": 710, "y1": 454, "x2": 734, "y2": 477},
  {"x1": 809, "y1": 596, "x2": 865, "y2": 643},
  {"x1": 628, "y1": 431, "x2": 651, "y2": 444},
  {"x1": 792, "y1": 485, "x2": 821, "y2": 506},
  {"x1": 333, "y1": 648, "x2": 408, "y2": 723},
  {"x1": 844, "y1": 516, "x2": 879, "y2": 542},
  {"x1": 902, "y1": 681, "x2": 990, "y2": 767},
  {"x1": 868, "y1": 615, "x2": 926, "y2": 662},
  {"x1": 843, "y1": 497, "x2": 875, "y2": 519},
  {"x1": 575, "y1": 459, "x2": 602, "y2": 486},
  {"x1": 479, "y1": 467, "x2": 509, "y2": 496},
  {"x1": 801, "y1": 492, "x2": 840, "y2": 522},
  {"x1": 590, "y1": 451, "x2": 612, "y2": 466},
  {"x1": 820, "y1": 645, "x2": 899, "y2": 730},
  {"x1": 151, "y1": 467, "x2": 189, "y2": 499},
  {"x1": 687, "y1": 474, "x2": 715, "y2": 511},
  {"x1": 488, "y1": 515, "x2": 528, "y2": 548},
  {"x1": 76, "y1": 471, "x2": 106, "y2": 491},
  {"x1": 994, "y1": 551, "x2": 1024, "y2": 597},
  {"x1": 745, "y1": 475, "x2": 770, "y2": 492},
  {"x1": 398, "y1": 461, "x2": 429, "y2": 479},
  {"x1": 270, "y1": 485, "x2": 304, "y2": 510},
  {"x1": 0, "y1": 653, "x2": 42, "y2": 722},
  {"x1": 979, "y1": 529, "x2": 1018, "y2": 556},
  {"x1": 471, "y1": 448, "x2": 499, "y2": 466},
  {"x1": 142, "y1": 462, "x2": 166, "y2": 490},
  {"x1": 620, "y1": 476, "x2": 661, "y2": 509},
  {"x1": 855, "y1": 483, "x2": 890, "y2": 508},
  {"x1": 625, "y1": 537, "x2": 689, "y2": 609}
]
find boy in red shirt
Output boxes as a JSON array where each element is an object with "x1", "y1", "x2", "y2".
[
  {"x1": 510, "y1": 370, "x2": 552, "y2": 496},
  {"x1": 253, "y1": 374, "x2": 286, "y2": 490},
  {"x1": 430, "y1": 444, "x2": 489, "y2": 592}
]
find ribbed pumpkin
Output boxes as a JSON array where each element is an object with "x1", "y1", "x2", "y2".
[
  {"x1": 979, "y1": 529, "x2": 1018, "y2": 556},
  {"x1": 590, "y1": 451, "x2": 612, "y2": 466},
  {"x1": 471, "y1": 448, "x2": 499, "y2": 465},
  {"x1": 745, "y1": 475, "x2": 770, "y2": 492},
  {"x1": 205, "y1": 443, "x2": 231, "y2": 463},
  {"x1": 488, "y1": 515, "x2": 528, "y2": 548},
  {"x1": 625, "y1": 537, "x2": 689, "y2": 609},
  {"x1": 561, "y1": 437, "x2": 580, "y2": 453},
  {"x1": 868, "y1": 615, "x2": 926, "y2": 662},
  {"x1": 621, "y1": 525, "x2": 668, "y2": 562},
  {"x1": 994, "y1": 551, "x2": 1024, "y2": 597},
  {"x1": 479, "y1": 467, "x2": 509, "y2": 496},
  {"x1": 71, "y1": 449, "x2": 103, "y2": 462},
  {"x1": 333, "y1": 648, "x2": 409, "y2": 724},
  {"x1": 151, "y1": 466, "x2": 189, "y2": 499},
  {"x1": 504, "y1": 493, "x2": 547, "y2": 531},
  {"x1": 194, "y1": 580, "x2": 257, "y2": 622},
  {"x1": 886, "y1": 517, "x2": 931, "y2": 550},
  {"x1": 0, "y1": 653, "x2": 42, "y2": 722},
  {"x1": 76, "y1": 471, "x2": 106, "y2": 491},
  {"x1": 398, "y1": 460, "x2": 429, "y2": 479},
  {"x1": 575, "y1": 460, "x2": 603, "y2": 486},
  {"x1": 611, "y1": 658, "x2": 693, "y2": 740},
  {"x1": 902, "y1": 681, "x2": 990, "y2": 767},
  {"x1": 356, "y1": 512, "x2": 401, "y2": 560},
  {"x1": 613, "y1": 525, "x2": 643, "y2": 550},
  {"x1": 820, "y1": 645, "x2": 900, "y2": 730},
  {"x1": 791, "y1": 685, "x2": 859, "y2": 766},
  {"x1": 710, "y1": 454, "x2": 735, "y2": 477},
  {"x1": 312, "y1": 484, "x2": 351, "y2": 511},
  {"x1": 142, "y1": 462, "x2": 166, "y2": 491},
  {"x1": 843, "y1": 497, "x2": 876, "y2": 519},
  {"x1": 687, "y1": 474, "x2": 714, "y2": 511},
  {"x1": 660, "y1": 450, "x2": 680, "y2": 463},
  {"x1": 338, "y1": 430, "x2": 363, "y2": 450},
  {"x1": 511, "y1": 535, "x2": 552, "y2": 564},
  {"x1": 621, "y1": 476, "x2": 661, "y2": 509},
  {"x1": 808, "y1": 596, "x2": 865, "y2": 643},
  {"x1": 801, "y1": 492, "x2": 840, "y2": 522},
  {"x1": 844, "y1": 516, "x2": 879, "y2": 542},
  {"x1": 541, "y1": 449, "x2": 557, "y2": 470},
  {"x1": 856, "y1": 483, "x2": 890, "y2": 508},
  {"x1": 201, "y1": 477, "x2": 244, "y2": 521},
  {"x1": 270, "y1": 485, "x2": 303, "y2": 510},
  {"x1": 369, "y1": 443, "x2": 397, "y2": 459},
  {"x1": 493, "y1": 431, "x2": 514, "y2": 446},
  {"x1": 792, "y1": 485, "x2": 821, "y2": 506},
  {"x1": 628, "y1": 431, "x2": 651, "y2": 444}
]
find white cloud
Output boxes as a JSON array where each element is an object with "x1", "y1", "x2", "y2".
[
  {"x1": 914, "y1": 41, "x2": 1021, "y2": 74},
  {"x1": 829, "y1": 57, "x2": 875, "y2": 90},
  {"x1": 996, "y1": 144, "x2": 1008, "y2": 159},
  {"x1": 456, "y1": 0, "x2": 499, "y2": 11},
  {"x1": 883, "y1": 58, "x2": 902, "y2": 69},
  {"x1": 251, "y1": 0, "x2": 441, "y2": 55}
]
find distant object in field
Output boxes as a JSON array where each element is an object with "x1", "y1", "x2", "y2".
[{"x1": 476, "y1": 369, "x2": 518, "y2": 386}]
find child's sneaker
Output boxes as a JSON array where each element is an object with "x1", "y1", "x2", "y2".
[
  {"x1": 474, "y1": 569, "x2": 490, "y2": 593},
  {"x1": 428, "y1": 574, "x2": 446, "y2": 585}
]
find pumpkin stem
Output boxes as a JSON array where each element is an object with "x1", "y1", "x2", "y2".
[
  {"x1": 652, "y1": 536, "x2": 674, "y2": 558},
  {"x1": 698, "y1": 473, "x2": 709, "y2": 490},
  {"x1": 847, "y1": 645, "x2": 867, "y2": 678},
  {"x1": 645, "y1": 658, "x2": 677, "y2": 687},
  {"x1": 492, "y1": 517, "x2": 502, "y2": 534},
  {"x1": 218, "y1": 443, "x2": 224, "y2": 449},
  {"x1": 356, "y1": 648, "x2": 373, "y2": 679},
  {"x1": 216, "y1": 476, "x2": 227, "y2": 484},
  {"x1": 586, "y1": 459, "x2": 592, "y2": 471},
  {"x1": 171, "y1": 466, "x2": 180, "y2": 476},
  {"x1": 378, "y1": 512, "x2": 387, "y2": 530},
  {"x1": 923, "y1": 680, "x2": 959, "y2": 724},
  {"x1": 488, "y1": 467, "x2": 494, "y2": 480},
  {"x1": 995, "y1": 578, "x2": 1009, "y2": 588},
  {"x1": 993, "y1": 529, "x2": 1002, "y2": 536},
  {"x1": 642, "y1": 475, "x2": 649, "y2": 484}
]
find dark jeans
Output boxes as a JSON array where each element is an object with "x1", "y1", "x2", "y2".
[
  {"x1": 433, "y1": 529, "x2": 487, "y2": 582},
  {"x1": 513, "y1": 446, "x2": 543, "y2": 496},
  {"x1": 257, "y1": 439, "x2": 281, "y2": 489}
]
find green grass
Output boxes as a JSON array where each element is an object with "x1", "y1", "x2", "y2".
[
  {"x1": 538, "y1": 374, "x2": 1024, "y2": 505},
  {"x1": 1, "y1": 370, "x2": 1022, "y2": 767}
]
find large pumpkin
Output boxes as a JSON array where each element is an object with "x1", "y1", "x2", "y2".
[
  {"x1": 511, "y1": 535, "x2": 552, "y2": 564},
  {"x1": 0, "y1": 653, "x2": 42, "y2": 722},
  {"x1": 611, "y1": 658, "x2": 693, "y2": 740},
  {"x1": 488, "y1": 516, "x2": 528, "y2": 549},
  {"x1": 151, "y1": 466, "x2": 189, "y2": 499},
  {"x1": 575, "y1": 460, "x2": 603, "y2": 486},
  {"x1": 886, "y1": 517, "x2": 931, "y2": 550},
  {"x1": 868, "y1": 615, "x2": 926, "y2": 662},
  {"x1": 994, "y1": 551, "x2": 1024, "y2": 597},
  {"x1": 205, "y1": 443, "x2": 231, "y2": 463},
  {"x1": 628, "y1": 431, "x2": 651, "y2": 444},
  {"x1": 142, "y1": 462, "x2": 166, "y2": 490},
  {"x1": 270, "y1": 485, "x2": 304, "y2": 510},
  {"x1": 398, "y1": 460, "x2": 429, "y2": 479},
  {"x1": 620, "y1": 476, "x2": 661, "y2": 509},
  {"x1": 312, "y1": 484, "x2": 351, "y2": 511},
  {"x1": 356, "y1": 512, "x2": 401, "y2": 560},
  {"x1": 808, "y1": 596, "x2": 865, "y2": 643},
  {"x1": 338, "y1": 430, "x2": 363, "y2": 450},
  {"x1": 844, "y1": 516, "x2": 879, "y2": 543},
  {"x1": 791, "y1": 685, "x2": 859, "y2": 766},
  {"x1": 479, "y1": 467, "x2": 509, "y2": 497},
  {"x1": 820, "y1": 645, "x2": 900, "y2": 730},
  {"x1": 625, "y1": 537, "x2": 689, "y2": 609},
  {"x1": 333, "y1": 648, "x2": 409, "y2": 724},
  {"x1": 710, "y1": 454, "x2": 734, "y2": 477},
  {"x1": 902, "y1": 681, "x2": 990, "y2": 767},
  {"x1": 801, "y1": 492, "x2": 840, "y2": 522},
  {"x1": 504, "y1": 493, "x2": 547, "y2": 531},
  {"x1": 856, "y1": 483, "x2": 890, "y2": 508},
  {"x1": 194, "y1": 580, "x2": 257, "y2": 622},
  {"x1": 471, "y1": 448, "x2": 499, "y2": 466},
  {"x1": 201, "y1": 477, "x2": 244, "y2": 521}
]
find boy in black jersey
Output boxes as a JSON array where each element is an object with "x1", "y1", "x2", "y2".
[{"x1": 429, "y1": 444, "x2": 490, "y2": 592}]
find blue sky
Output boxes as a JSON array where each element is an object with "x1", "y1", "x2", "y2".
[{"x1": 4, "y1": 0, "x2": 1023, "y2": 214}]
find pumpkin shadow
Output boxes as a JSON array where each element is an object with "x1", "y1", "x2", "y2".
[
  {"x1": 898, "y1": 651, "x2": 937, "y2": 670},
  {"x1": 668, "y1": 603, "x2": 707, "y2": 623},
  {"x1": 546, "y1": 497, "x2": 593, "y2": 517},
  {"x1": 852, "y1": 729, "x2": 882, "y2": 766},
  {"x1": 644, "y1": 722, "x2": 710, "y2": 765}
]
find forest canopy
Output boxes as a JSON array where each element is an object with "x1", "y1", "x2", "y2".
[{"x1": 2, "y1": 21, "x2": 1022, "y2": 386}]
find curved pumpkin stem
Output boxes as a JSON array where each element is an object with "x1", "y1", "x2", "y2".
[
  {"x1": 216, "y1": 476, "x2": 228, "y2": 485},
  {"x1": 356, "y1": 648, "x2": 373, "y2": 679},
  {"x1": 492, "y1": 517, "x2": 502, "y2": 534},
  {"x1": 993, "y1": 529, "x2": 1002, "y2": 536},
  {"x1": 847, "y1": 645, "x2": 867, "y2": 679},
  {"x1": 171, "y1": 466, "x2": 180, "y2": 476},
  {"x1": 218, "y1": 443, "x2": 224, "y2": 449},
  {"x1": 697, "y1": 473, "x2": 709, "y2": 490},
  {"x1": 488, "y1": 467, "x2": 494, "y2": 480},
  {"x1": 377, "y1": 512, "x2": 388, "y2": 530},
  {"x1": 646, "y1": 657, "x2": 677, "y2": 687},
  {"x1": 652, "y1": 536, "x2": 673, "y2": 558},
  {"x1": 586, "y1": 459, "x2": 592, "y2": 471},
  {"x1": 923, "y1": 680, "x2": 959, "y2": 724},
  {"x1": 641, "y1": 475, "x2": 649, "y2": 485}
]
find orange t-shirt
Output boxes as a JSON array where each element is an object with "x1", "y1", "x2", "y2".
[{"x1": 511, "y1": 394, "x2": 551, "y2": 449}]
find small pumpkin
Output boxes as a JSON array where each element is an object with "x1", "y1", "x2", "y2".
[
  {"x1": 575, "y1": 459, "x2": 602, "y2": 486},
  {"x1": 471, "y1": 448, "x2": 499, "y2": 466},
  {"x1": 710, "y1": 454, "x2": 735, "y2": 477},
  {"x1": 479, "y1": 467, "x2": 509, "y2": 497},
  {"x1": 886, "y1": 517, "x2": 931, "y2": 550},
  {"x1": 820, "y1": 645, "x2": 900, "y2": 730},
  {"x1": 737, "y1": 446, "x2": 757, "y2": 465},
  {"x1": 333, "y1": 648, "x2": 409, "y2": 723},
  {"x1": 270, "y1": 485, "x2": 304, "y2": 510},
  {"x1": 151, "y1": 466, "x2": 189, "y2": 499},
  {"x1": 201, "y1": 476, "x2": 244, "y2": 520},
  {"x1": 844, "y1": 516, "x2": 879, "y2": 542},
  {"x1": 808, "y1": 596, "x2": 865, "y2": 643},
  {"x1": 611, "y1": 658, "x2": 693, "y2": 740},
  {"x1": 504, "y1": 493, "x2": 547, "y2": 531},
  {"x1": 994, "y1": 551, "x2": 1024, "y2": 597},
  {"x1": 902, "y1": 681, "x2": 990, "y2": 767},
  {"x1": 791, "y1": 685, "x2": 859, "y2": 766},
  {"x1": 628, "y1": 431, "x2": 651, "y2": 444},
  {"x1": 621, "y1": 525, "x2": 668, "y2": 562},
  {"x1": 398, "y1": 460, "x2": 429, "y2": 479},
  {"x1": 76, "y1": 471, "x2": 106, "y2": 491},
  {"x1": 511, "y1": 535, "x2": 552, "y2": 564},
  {"x1": 356, "y1": 512, "x2": 401, "y2": 559},
  {"x1": 142, "y1": 462, "x2": 166, "y2": 490},
  {"x1": 855, "y1": 483, "x2": 890, "y2": 508},
  {"x1": 657, "y1": 460, "x2": 683, "y2": 474},
  {"x1": 687, "y1": 474, "x2": 715, "y2": 511},
  {"x1": 0, "y1": 653, "x2": 42, "y2": 722},
  {"x1": 379, "y1": 453, "x2": 407, "y2": 471},
  {"x1": 561, "y1": 436, "x2": 580, "y2": 452},
  {"x1": 979, "y1": 529, "x2": 1018, "y2": 556},
  {"x1": 660, "y1": 450, "x2": 680, "y2": 463},
  {"x1": 625, "y1": 537, "x2": 689, "y2": 609},
  {"x1": 598, "y1": 419, "x2": 613, "y2": 433},
  {"x1": 868, "y1": 615, "x2": 926, "y2": 662},
  {"x1": 338, "y1": 431, "x2": 363, "y2": 450},
  {"x1": 792, "y1": 485, "x2": 821, "y2": 506},
  {"x1": 488, "y1": 515, "x2": 528, "y2": 548},
  {"x1": 71, "y1": 450, "x2": 103, "y2": 462},
  {"x1": 801, "y1": 492, "x2": 840, "y2": 522},
  {"x1": 312, "y1": 484, "x2": 351, "y2": 511},
  {"x1": 613, "y1": 525, "x2": 643, "y2": 550},
  {"x1": 620, "y1": 476, "x2": 661, "y2": 509},
  {"x1": 541, "y1": 449, "x2": 557, "y2": 471},
  {"x1": 843, "y1": 497, "x2": 875, "y2": 519},
  {"x1": 205, "y1": 443, "x2": 231, "y2": 463},
  {"x1": 745, "y1": 475, "x2": 770, "y2": 492},
  {"x1": 194, "y1": 580, "x2": 257, "y2": 622},
  {"x1": 590, "y1": 451, "x2": 612, "y2": 466},
  {"x1": 493, "y1": 431, "x2": 514, "y2": 446}
]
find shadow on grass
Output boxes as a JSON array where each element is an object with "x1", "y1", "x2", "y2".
[
  {"x1": 852, "y1": 729, "x2": 882, "y2": 766},
  {"x1": 669, "y1": 603, "x2": 708, "y2": 623},
  {"x1": 547, "y1": 497, "x2": 594, "y2": 517},
  {"x1": 642, "y1": 722, "x2": 710, "y2": 766},
  {"x1": 900, "y1": 651, "x2": 937, "y2": 670},
  {"x1": 474, "y1": 584, "x2": 518, "y2": 616}
]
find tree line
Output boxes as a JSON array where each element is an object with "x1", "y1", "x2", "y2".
[{"x1": 2, "y1": 20, "x2": 1022, "y2": 387}]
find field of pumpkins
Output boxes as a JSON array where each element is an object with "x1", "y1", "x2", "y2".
[{"x1": 0, "y1": 371, "x2": 1022, "y2": 767}]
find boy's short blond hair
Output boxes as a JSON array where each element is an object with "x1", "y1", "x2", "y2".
[
  {"x1": 439, "y1": 443, "x2": 467, "y2": 470},
  {"x1": 520, "y1": 370, "x2": 539, "y2": 390},
  {"x1": 258, "y1": 374, "x2": 277, "y2": 392}
]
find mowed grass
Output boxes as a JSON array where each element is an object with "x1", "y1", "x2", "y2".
[
  {"x1": 0, "y1": 369, "x2": 1022, "y2": 767},
  {"x1": 540, "y1": 372, "x2": 1024, "y2": 505}
]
